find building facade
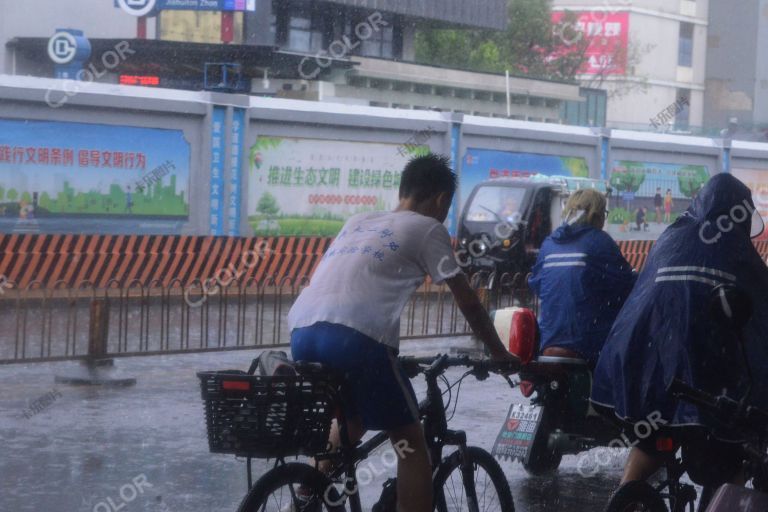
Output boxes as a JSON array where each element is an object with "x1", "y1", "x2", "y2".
[
  {"x1": 552, "y1": 0, "x2": 708, "y2": 132},
  {"x1": 1, "y1": 0, "x2": 598, "y2": 123},
  {"x1": 704, "y1": 0, "x2": 768, "y2": 138}
]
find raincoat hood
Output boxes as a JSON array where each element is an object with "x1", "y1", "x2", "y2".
[
  {"x1": 549, "y1": 222, "x2": 596, "y2": 243},
  {"x1": 686, "y1": 173, "x2": 755, "y2": 235}
]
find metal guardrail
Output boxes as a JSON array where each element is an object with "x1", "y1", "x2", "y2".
[{"x1": 0, "y1": 272, "x2": 534, "y2": 364}]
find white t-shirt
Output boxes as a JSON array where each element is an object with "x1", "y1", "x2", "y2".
[{"x1": 288, "y1": 210, "x2": 462, "y2": 348}]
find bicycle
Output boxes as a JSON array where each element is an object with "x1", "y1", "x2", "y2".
[
  {"x1": 604, "y1": 378, "x2": 768, "y2": 512},
  {"x1": 198, "y1": 354, "x2": 518, "y2": 512},
  {"x1": 602, "y1": 433, "x2": 698, "y2": 512}
]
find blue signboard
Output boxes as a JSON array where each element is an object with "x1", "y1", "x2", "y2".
[
  {"x1": 210, "y1": 107, "x2": 226, "y2": 235},
  {"x1": 48, "y1": 30, "x2": 91, "y2": 80},
  {"x1": 227, "y1": 108, "x2": 245, "y2": 236},
  {"x1": 621, "y1": 192, "x2": 635, "y2": 201},
  {"x1": 0, "y1": 118, "x2": 190, "y2": 234},
  {"x1": 162, "y1": 0, "x2": 254, "y2": 10},
  {"x1": 459, "y1": 148, "x2": 590, "y2": 213},
  {"x1": 114, "y1": 0, "x2": 255, "y2": 13},
  {"x1": 445, "y1": 123, "x2": 461, "y2": 236}
]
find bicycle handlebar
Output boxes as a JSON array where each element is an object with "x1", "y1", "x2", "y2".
[
  {"x1": 399, "y1": 354, "x2": 519, "y2": 381},
  {"x1": 669, "y1": 379, "x2": 721, "y2": 411},
  {"x1": 670, "y1": 378, "x2": 768, "y2": 433}
]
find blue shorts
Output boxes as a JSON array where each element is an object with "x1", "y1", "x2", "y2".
[{"x1": 291, "y1": 322, "x2": 419, "y2": 431}]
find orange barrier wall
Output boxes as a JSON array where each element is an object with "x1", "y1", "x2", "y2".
[
  {"x1": 619, "y1": 240, "x2": 656, "y2": 270},
  {"x1": 0, "y1": 235, "x2": 765, "y2": 289},
  {"x1": 0, "y1": 235, "x2": 331, "y2": 289}
]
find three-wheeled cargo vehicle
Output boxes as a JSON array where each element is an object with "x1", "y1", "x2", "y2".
[{"x1": 457, "y1": 175, "x2": 610, "y2": 283}]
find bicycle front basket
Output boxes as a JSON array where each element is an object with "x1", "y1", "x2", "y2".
[{"x1": 197, "y1": 370, "x2": 337, "y2": 458}]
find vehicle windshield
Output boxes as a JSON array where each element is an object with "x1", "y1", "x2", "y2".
[{"x1": 465, "y1": 186, "x2": 527, "y2": 223}]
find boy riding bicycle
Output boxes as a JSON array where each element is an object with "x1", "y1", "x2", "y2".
[{"x1": 288, "y1": 154, "x2": 517, "y2": 512}]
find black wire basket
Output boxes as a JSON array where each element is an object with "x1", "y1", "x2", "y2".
[{"x1": 197, "y1": 369, "x2": 338, "y2": 458}]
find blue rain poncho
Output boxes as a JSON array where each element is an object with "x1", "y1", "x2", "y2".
[
  {"x1": 529, "y1": 223, "x2": 636, "y2": 367},
  {"x1": 592, "y1": 174, "x2": 768, "y2": 437}
]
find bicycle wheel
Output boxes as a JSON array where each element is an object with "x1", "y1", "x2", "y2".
[
  {"x1": 433, "y1": 446, "x2": 515, "y2": 512},
  {"x1": 238, "y1": 463, "x2": 347, "y2": 512},
  {"x1": 604, "y1": 481, "x2": 668, "y2": 512}
]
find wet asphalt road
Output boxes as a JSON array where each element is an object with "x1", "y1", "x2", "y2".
[{"x1": 0, "y1": 337, "x2": 667, "y2": 512}]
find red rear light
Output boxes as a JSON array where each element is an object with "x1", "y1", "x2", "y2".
[
  {"x1": 656, "y1": 437, "x2": 676, "y2": 452},
  {"x1": 509, "y1": 308, "x2": 538, "y2": 364},
  {"x1": 222, "y1": 380, "x2": 250, "y2": 391},
  {"x1": 520, "y1": 380, "x2": 535, "y2": 397}
]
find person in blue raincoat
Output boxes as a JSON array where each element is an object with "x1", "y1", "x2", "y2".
[
  {"x1": 529, "y1": 189, "x2": 636, "y2": 368},
  {"x1": 591, "y1": 173, "x2": 768, "y2": 486}
]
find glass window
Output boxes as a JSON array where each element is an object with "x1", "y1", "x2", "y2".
[
  {"x1": 678, "y1": 22, "x2": 694, "y2": 67},
  {"x1": 675, "y1": 89, "x2": 691, "y2": 129},
  {"x1": 350, "y1": 15, "x2": 394, "y2": 58},
  {"x1": 287, "y1": 16, "x2": 310, "y2": 51},
  {"x1": 286, "y1": 11, "x2": 324, "y2": 53},
  {"x1": 466, "y1": 186, "x2": 527, "y2": 222}
]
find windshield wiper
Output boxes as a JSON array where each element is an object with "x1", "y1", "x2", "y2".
[{"x1": 478, "y1": 205, "x2": 503, "y2": 223}]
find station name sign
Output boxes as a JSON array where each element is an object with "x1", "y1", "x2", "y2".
[
  {"x1": 162, "y1": 0, "x2": 255, "y2": 11},
  {"x1": 115, "y1": 0, "x2": 256, "y2": 16}
]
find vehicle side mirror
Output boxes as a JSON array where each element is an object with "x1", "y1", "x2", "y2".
[{"x1": 708, "y1": 284, "x2": 752, "y2": 332}]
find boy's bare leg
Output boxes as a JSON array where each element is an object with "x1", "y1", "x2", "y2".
[
  {"x1": 316, "y1": 416, "x2": 365, "y2": 474},
  {"x1": 389, "y1": 423, "x2": 432, "y2": 512},
  {"x1": 621, "y1": 447, "x2": 663, "y2": 483}
]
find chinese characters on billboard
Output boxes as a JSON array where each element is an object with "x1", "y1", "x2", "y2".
[
  {"x1": 248, "y1": 137, "x2": 426, "y2": 236},
  {"x1": 0, "y1": 119, "x2": 190, "y2": 234},
  {"x1": 551, "y1": 11, "x2": 630, "y2": 75}
]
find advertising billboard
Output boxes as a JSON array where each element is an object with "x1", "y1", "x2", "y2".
[
  {"x1": 732, "y1": 168, "x2": 768, "y2": 241},
  {"x1": 0, "y1": 119, "x2": 190, "y2": 234},
  {"x1": 115, "y1": 0, "x2": 255, "y2": 14},
  {"x1": 248, "y1": 136, "x2": 427, "y2": 236},
  {"x1": 606, "y1": 160, "x2": 710, "y2": 240},
  {"x1": 459, "y1": 148, "x2": 590, "y2": 211},
  {"x1": 551, "y1": 11, "x2": 630, "y2": 75}
]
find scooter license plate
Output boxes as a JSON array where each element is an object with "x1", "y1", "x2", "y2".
[
  {"x1": 473, "y1": 257, "x2": 495, "y2": 267},
  {"x1": 491, "y1": 403, "x2": 544, "y2": 462}
]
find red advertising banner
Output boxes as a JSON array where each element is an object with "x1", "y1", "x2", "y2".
[{"x1": 551, "y1": 11, "x2": 629, "y2": 75}]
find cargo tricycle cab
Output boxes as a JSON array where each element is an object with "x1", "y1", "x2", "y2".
[
  {"x1": 457, "y1": 180, "x2": 562, "y2": 278},
  {"x1": 457, "y1": 176, "x2": 610, "y2": 279}
]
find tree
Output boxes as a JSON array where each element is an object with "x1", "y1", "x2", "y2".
[
  {"x1": 0, "y1": 186, "x2": 5, "y2": 201},
  {"x1": 610, "y1": 162, "x2": 646, "y2": 193},
  {"x1": 7, "y1": 188, "x2": 18, "y2": 202},
  {"x1": 678, "y1": 166, "x2": 709, "y2": 198},
  {"x1": 414, "y1": 0, "x2": 589, "y2": 81},
  {"x1": 39, "y1": 192, "x2": 52, "y2": 211},
  {"x1": 256, "y1": 192, "x2": 280, "y2": 217}
]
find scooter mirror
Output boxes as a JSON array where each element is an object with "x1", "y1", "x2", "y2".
[{"x1": 708, "y1": 284, "x2": 753, "y2": 332}]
